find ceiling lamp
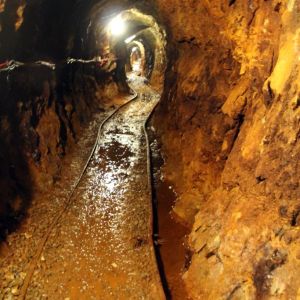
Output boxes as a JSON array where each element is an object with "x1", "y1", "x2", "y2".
[
  {"x1": 108, "y1": 16, "x2": 126, "y2": 36},
  {"x1": 125, "y1": 34, "x2": 136, "y2": 44}
]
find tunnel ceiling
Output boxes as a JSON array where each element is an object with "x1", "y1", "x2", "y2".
[
  {"x1": 0, "y1": 0, "x2": 164, "y2": 61},
  {"x1": 93, "y1": 8, "x2": 164, "y2": 51}
]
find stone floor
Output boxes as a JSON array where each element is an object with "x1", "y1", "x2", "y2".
[{"x1": 0, "y1": 75, "x2": 164, "y2": 300}]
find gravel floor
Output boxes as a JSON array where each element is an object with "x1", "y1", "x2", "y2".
[
  {"x1": 0, "y1": 75, "x2": 164, "y2": 300},
  {"x1": 0, "y1": 109, "x2": 114, "y2": 300}
]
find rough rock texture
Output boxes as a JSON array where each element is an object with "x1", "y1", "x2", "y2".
[
  {"x1": 155, "y1": 1, "x2": 300, "y2": 299},
  {"x1": 3, "y1": 0, "x2": 300, "y2": 298},
  {"x1": 0, "y1": 0, "x2": 165, "y2": 244},
  {"x1": 0, "y1": 62, "x2": 118, "y2": 239},
  {"x1": 0, "y1": 0, "x2": 164, "y2": 61}
]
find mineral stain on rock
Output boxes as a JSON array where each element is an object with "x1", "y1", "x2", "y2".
[{"x1": 1, "y1": 0, "x2": 300, "y2": 299}]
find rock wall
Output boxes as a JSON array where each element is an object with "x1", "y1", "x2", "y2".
[
  {"x1": 155, "y1": 1, "x2": 300, "y2": 298},
  {"x1": 0, "y1": 62, "x2": 118, "y2": 239},
  {"x1": 0, "y1": 0, "x2": 163, "y2": 242}
]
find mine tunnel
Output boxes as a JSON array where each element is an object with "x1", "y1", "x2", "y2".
[{"x1": 1, "y1": 1, "x2": 300, "y2": 299}]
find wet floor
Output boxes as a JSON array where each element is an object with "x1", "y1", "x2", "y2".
[
  {"x1": 0, "y1": 76, "x2": 164, "y2": 299},
  {"x1": 155, "y1": 181, "x2": 190, "y2": 300},
  {"x1": 1, "y1": 109, "x2": 112, "y2": 300},
  {"x1": 149, "y1": 131, "x2": 190, "y2": 300}
]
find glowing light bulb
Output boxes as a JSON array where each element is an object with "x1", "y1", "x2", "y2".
[
  {"x1": 125, "y1": 34, "x2": 136, "y2": 44},
  {"x1": 108, "y1": 16, "x2": 125, "y2": 36}
]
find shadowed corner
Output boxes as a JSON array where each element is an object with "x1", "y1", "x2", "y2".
[{"x1": 0, "y1": 70, "x2": 33, "y2": 243}]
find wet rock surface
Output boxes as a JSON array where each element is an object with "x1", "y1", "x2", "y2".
[
  {"x1": 0, "y1": 61, "x2": 118, "y2": 240},
  {"x1": 148, "y1": 126, "x2": 190, "y2": 299},
  {"x1": 2, "y1": 0, "x2": 300, "y2": 298},
  {"x1": 27, "y1": 76, "x2": 162, "y2": 299},
  {"x1": 154, "y1": 1, "x2": 300, "y2": 299},
  {"x1": 0, "y1": 108, "x2": 114, "y2": 300},
  {"x1": 0, "y1": 75, "x2": 164, "y2": 299}
]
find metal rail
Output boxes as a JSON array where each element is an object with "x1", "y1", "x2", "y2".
[
  {"x1": 143, "y1": 97, "x2": 166, "y2": 299},
  {"x1": 19, "y1": 92, "x2": 138, "y2": 300},
  {"x1": 19, "y1": 85, "x2": 166, "y2": 299}
]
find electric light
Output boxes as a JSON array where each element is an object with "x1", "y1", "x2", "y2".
[
  {"x1": 125, "y1": 34, "x2": 136, "y2": 44},
  {"x1": 108, "y1": 16, "x2": 126, "y2": 36}
]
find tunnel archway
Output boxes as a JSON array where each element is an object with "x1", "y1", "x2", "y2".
[
  {"x1": 89, "y1": 7, "x2": 167, "y2": 92},
  {"x1": 126, "y1": 41, "x2": 146, "y2": 76},
  {"x1": 69, "y1": 4, "x2": 167, "y2": 89},
  {"x1": 127, "y1": 44, "x2": 143, "y2": 73}
]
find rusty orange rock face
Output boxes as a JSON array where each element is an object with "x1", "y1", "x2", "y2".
[
  {"x1": 1, "y1": 0, "x2": 300, "y2": 298},
  {"x1": 155, "y1": 0, "x2": 300, "y2": 298},
  {"x1": 15, "y1": 3, "x2": 26, "y2": 31}
]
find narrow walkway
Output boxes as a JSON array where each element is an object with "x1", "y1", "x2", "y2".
[{"x1": 22, "y1": 76, "x2": 163, "y2": 299}]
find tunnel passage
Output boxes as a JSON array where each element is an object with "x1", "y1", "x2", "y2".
[
  {"x1": 99, "y1": 8, "x2": 167, "y2": 92},
  {"x1": 0, "y1": 0, "x2": 167, "y2": 239},
  {"x1": 2, "y1": 1, "x2": 300, "y2": 300},
  {"x1": 126, "y1": 42, "x2": 145, "y2": 76},
  {"x1": 0, "y1": 1, "x2": 171, "y2": 299}
]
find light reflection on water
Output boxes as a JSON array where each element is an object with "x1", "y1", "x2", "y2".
[{"x1": 30, "y1": 78, "x2": 163, "y2": 299}]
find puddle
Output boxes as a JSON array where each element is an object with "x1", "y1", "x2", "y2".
[{"x1": 149, "y1": 130, "x2": 190, "y2": 299}]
